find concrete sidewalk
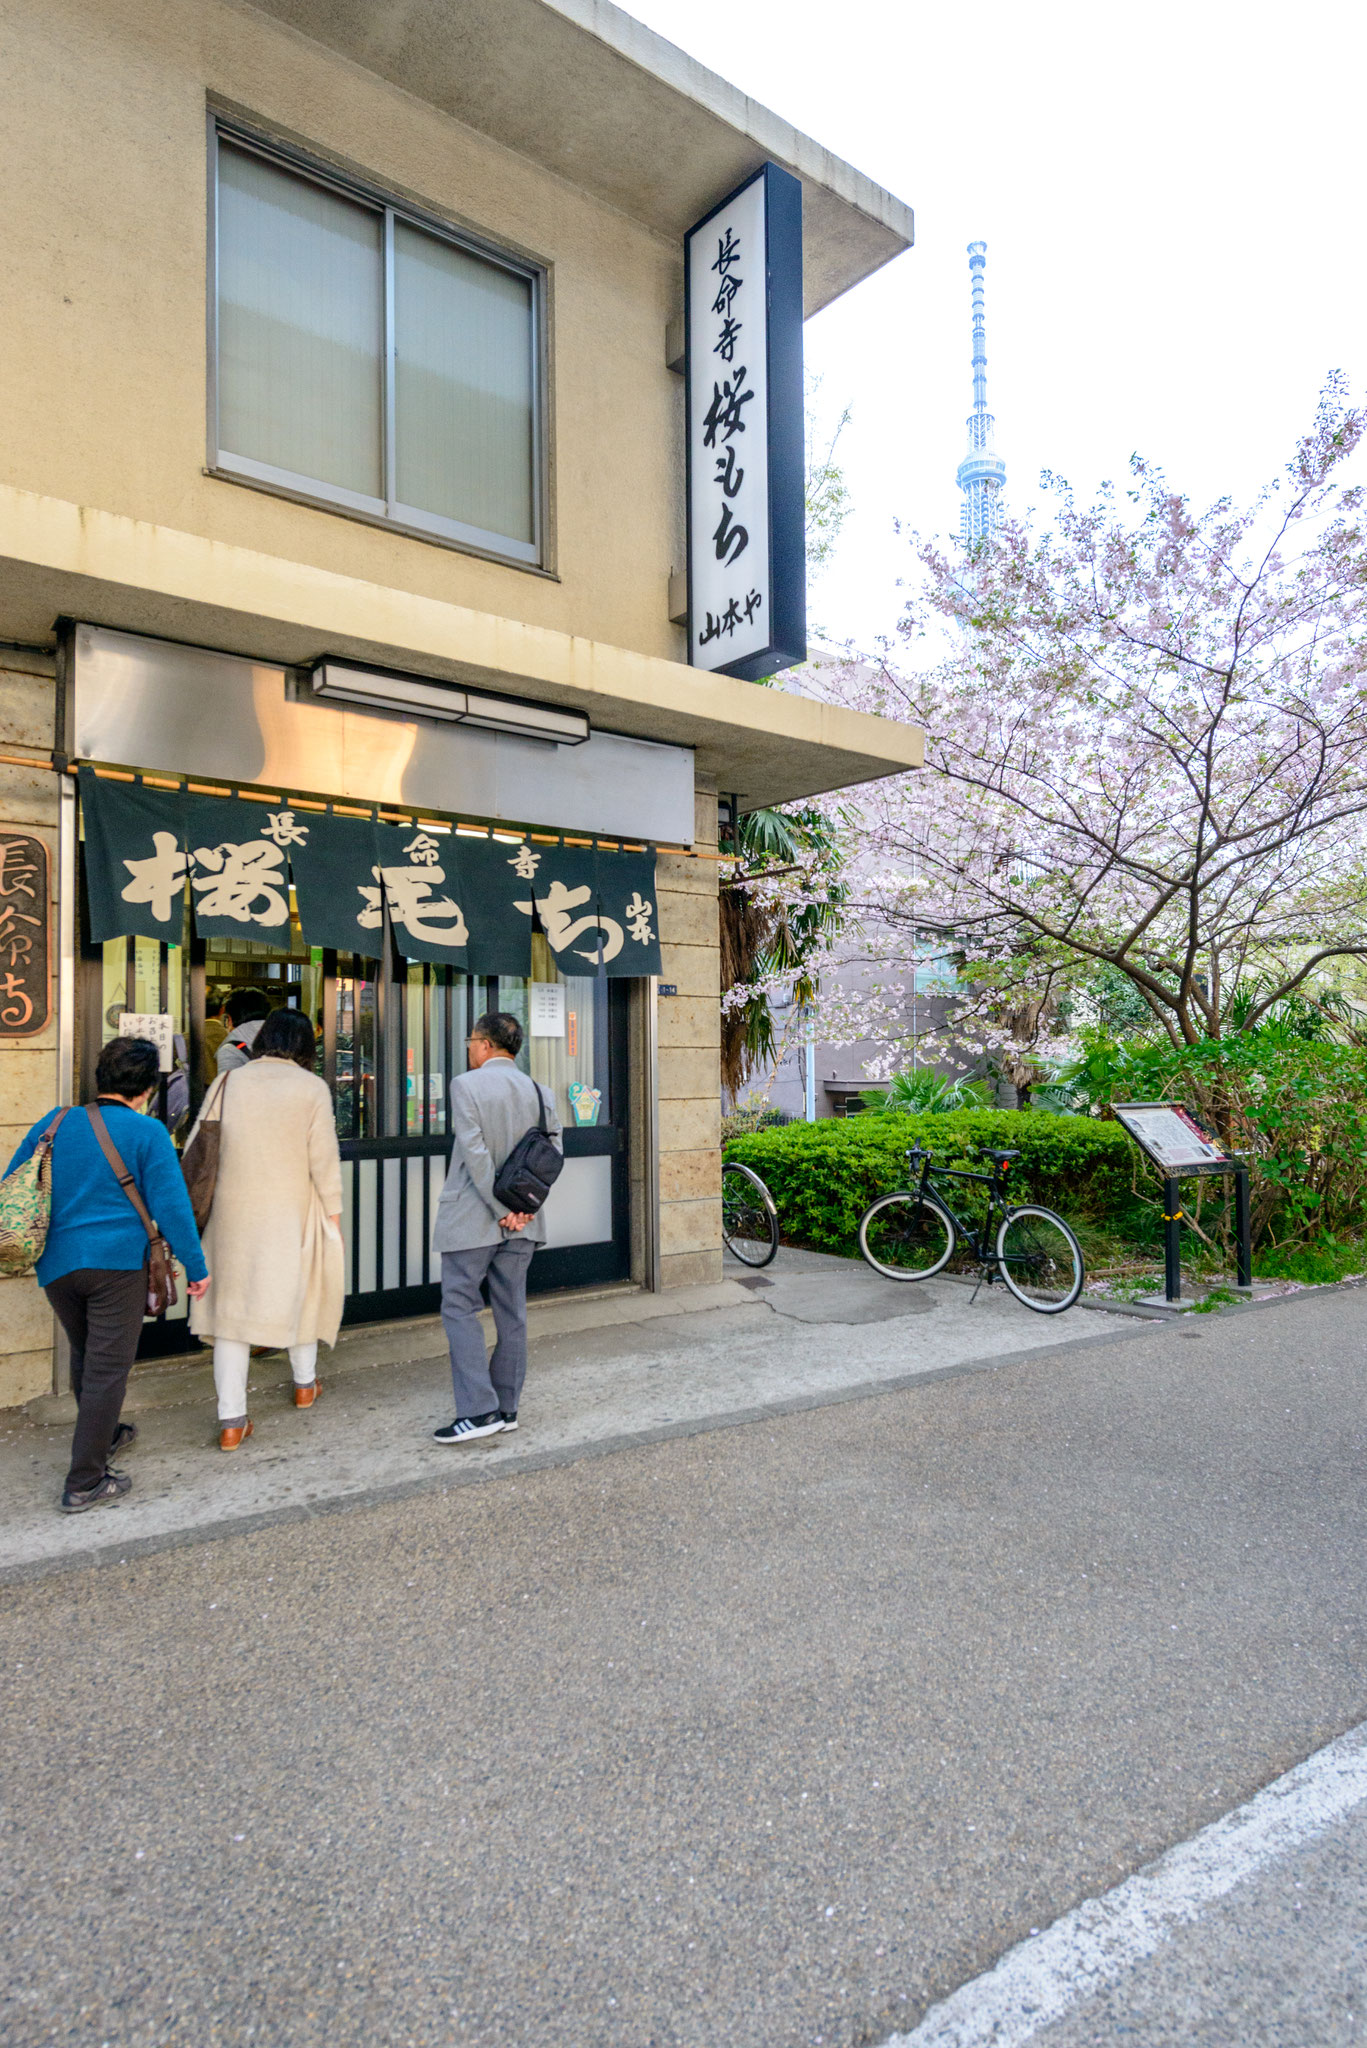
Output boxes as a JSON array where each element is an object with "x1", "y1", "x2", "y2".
[{"x1": 0, "y1": 1249, "x2": 1134, "y2": 1580}]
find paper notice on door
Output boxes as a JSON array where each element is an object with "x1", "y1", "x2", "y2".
[
  {"x1": 118, "y1": 1011, "x2": 176, "y2": 1073},
  {"x1": 528, "y1": 982, "x2": 566, "y2": 1037}
]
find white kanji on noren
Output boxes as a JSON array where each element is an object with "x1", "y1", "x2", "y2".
[
  {"x1": 403, "y1": 832, "x2": 443, "y2": 868},
  {"x1": 514, "y1": 879, "x2": 624, "y2": 965},
  {"x1": 260, "y1": 810, "x2": 310, "y2": 848},
  {"x1": 191, "y1": 840, "x2": 290, "y2": 927},
  {"x1": 624, "y1": 890, "x2": 655, "y2": 944},
  {"x1": 507, "y1": 845, "x2": 541, "y2": 880},
  {"x1": 359, "y1": 856, "x2": 469, "y2": 947},
  {"x1": 120, "y1": 832, "x2": 189, "y2": 924}
]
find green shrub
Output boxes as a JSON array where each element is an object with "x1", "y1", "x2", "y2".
[
  {"x1": 724, "y1": 1109, "x2": 1142, "y2": 1259},
  {"x1": 720, "y1": 1101, "x2": 794, "y2": 1145},
  {"x1": 1252, "y1": 1238, "x2": 1367, "y2": 1286}
]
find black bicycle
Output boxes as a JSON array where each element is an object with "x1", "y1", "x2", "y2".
[
  {"x1": 857, "y1": 1145, "x2": 1085, "y2": 1313},
  {"x1": 722, "y1": 1160, "x2": 780, "y2": 1268}
]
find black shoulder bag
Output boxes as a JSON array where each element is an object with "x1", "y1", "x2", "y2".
[{"x1": 491, "y1": 1076, "x2": 564, "y2": 1215}]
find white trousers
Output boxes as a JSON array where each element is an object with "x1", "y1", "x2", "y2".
[{"x1": 213, "y1": 1338, "x2": 318, "y2": 1422}]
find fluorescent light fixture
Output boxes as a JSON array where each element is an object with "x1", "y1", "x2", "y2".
[
  {"x1": 463, "y1": 690, "x2": 589, "y2": 744},
  {"x1": 308, "y1": 661, "x2": 589, "y2": 744},
  {"x1": 309, "y1": 662, "x2": 466, "y2": 721}
]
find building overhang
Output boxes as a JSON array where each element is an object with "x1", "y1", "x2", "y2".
[
  {"x1": 0, "y1": 488, "x2": 923, "y2": 813},
  {"x1": 246, "y1": 0, "x2": 914, "y2": 315}
]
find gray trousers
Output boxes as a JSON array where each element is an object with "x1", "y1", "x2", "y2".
[{"x1": 440, "y1": 1237, "x2": 536, "y2": 1418}]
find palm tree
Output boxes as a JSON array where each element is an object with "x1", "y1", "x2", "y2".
[{"x1": 720, "y1": 805, "x2": 847, "y2": 1099}]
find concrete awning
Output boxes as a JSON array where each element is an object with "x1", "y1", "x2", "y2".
[
  {"x1": 248, "y1": 0, "x2": 914, "y2": 314},
  {"x1": 0, "y1": 487, "x2": 924, "y2": 813}
]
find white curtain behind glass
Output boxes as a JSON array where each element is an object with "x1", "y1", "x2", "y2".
[
  {"x1": 217, "y1": 144, "x2": 383, "y2": 500},
  {"x1": 393, "y1": 222, "x2": 534, "y2": 544}
]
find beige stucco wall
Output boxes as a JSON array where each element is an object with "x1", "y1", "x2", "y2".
[
  {"x1": 0, "y1": 0, "x2": 687, "y2": 666},
  {"x1": 656, "y1": 778, "x2": 722, "y2": 1287},
  {"x1": 0, "y1": 657, "x2": 60, "y2": 1409}
]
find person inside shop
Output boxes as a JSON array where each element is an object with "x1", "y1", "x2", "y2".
[
  {"x1": 431, "y1": 1011, "x2": 562, "y2": 1445},
  {"x1": 215, "y1": 987, "x2": 270, "y2": 1072},
  {"x1": 202, "y1": 991, "x2": 230, "y2": 1080},
  {"x1": 5, "y1": 1036, "x2": 210, "y2": 1513},
  {"x1": 187, "y1": 1006, "x2": 344, "y2": 1451}
]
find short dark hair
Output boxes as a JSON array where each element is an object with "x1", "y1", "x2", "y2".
[
  {"x1": 254, "y1": 1007, "x2": 317, "y2": 1069},
  {"x1": 96, "y1": 1035, "x2": 160, "y2": 1098},
  {"x1": 223, "y1": 987, "x2": 269, "y2": 1026},
  {"x1": 472, "y1": 1010, "x2": 523, "y2": 1058}
]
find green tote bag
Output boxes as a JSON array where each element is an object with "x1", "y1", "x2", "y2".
[{"x1": 0, "y1": 1108, "x2": 72, "y2": 1277}]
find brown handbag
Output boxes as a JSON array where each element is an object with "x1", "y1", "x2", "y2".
[
  {"x1": 86, "y1": 1104, "x2": 179, "y2": 1318},
  {"x1": 180, "y1": 1070, "x2": 228, "y2": 1230}
]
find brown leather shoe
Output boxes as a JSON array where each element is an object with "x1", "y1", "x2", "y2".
[
  {"x1": 293, "y1": 1380, "x2": 321, "y2": 1409},
  {"x1": 219, "y1": 1419, "x2": 254, "y2": 1452}
]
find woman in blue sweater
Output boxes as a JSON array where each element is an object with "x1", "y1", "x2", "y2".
[{"x1": 7, "y1": 1036, "x2": 210, "y2": 1512}]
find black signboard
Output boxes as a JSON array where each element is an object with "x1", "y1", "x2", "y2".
[{"x1": 0, "y1": 829, "x2": 49, "y2": 1036}]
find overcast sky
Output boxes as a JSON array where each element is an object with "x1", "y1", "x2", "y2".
[{"x1": 629, "y1": 0, "x2": 1366, "y2": 653}]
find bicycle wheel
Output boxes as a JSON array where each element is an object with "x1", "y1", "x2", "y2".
[
  {"x1": 858, "y1": 1193, "x2": 955, "y2": 1280},
  {"x1": 995, "y1": 1206, "x2": 1084, "y2": 1312},
  {"x1": 722, "y1": 1161, "x2": 779, "y2": 1268}
]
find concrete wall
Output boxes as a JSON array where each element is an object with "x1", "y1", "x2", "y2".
[
  {"x1": 656, "y1": 779, "x2": 722, "y2": 1287},
  {"x1": 0, "y1": 0, "x2": 687, "y2": 667},
  {"x1": 0, "y1": 657, "x2": 59, "y2": 1408}
]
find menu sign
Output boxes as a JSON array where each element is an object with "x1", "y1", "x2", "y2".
[
  {"x1": 0, "y1": 830, "x2": 49, "y2": 1037},
  {"x1": 1112, "y1": 1102, "x2": 1234, "y2": 1173}
]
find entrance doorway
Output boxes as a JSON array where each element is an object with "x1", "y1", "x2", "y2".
[{"x1": 80, "y1": 895, "x2": 632, "y2": 1355}]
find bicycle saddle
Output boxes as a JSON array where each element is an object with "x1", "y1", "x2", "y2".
[{"x1": 975, "y1": 1146, "x2": 1021, "y2": 1164}]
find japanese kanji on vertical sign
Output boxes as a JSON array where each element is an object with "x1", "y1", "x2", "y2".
[
  {"x1": 0, "y1": 830, "x2": 49, "y2": 1037},
  {"x1": 685, "y1": 160, "x2": 806, "y2": 681}
]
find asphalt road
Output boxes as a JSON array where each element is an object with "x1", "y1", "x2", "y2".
[{"x1": 3, "y1": 1285, "x2": 1367, "y2": 2047}]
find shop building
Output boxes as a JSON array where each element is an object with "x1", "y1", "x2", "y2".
[{"x1": 0, "y1": 0, "x2": 921, "y2": 1407}]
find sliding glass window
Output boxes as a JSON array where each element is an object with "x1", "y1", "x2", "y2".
[{"x1": 211, "y1": 129, "x2": 542, "y2": 566}]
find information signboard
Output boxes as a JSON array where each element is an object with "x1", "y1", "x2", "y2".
[
  {"x1": 1111, "y1": 1101, "x2": 1248, "y2": 1302},
  {"x1": 1111, "y1": 1102, "x2": 1233, "y2": 1174}
]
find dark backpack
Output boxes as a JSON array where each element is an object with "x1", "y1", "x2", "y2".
[{"x1": 492, "y1": 1076, "x2": 564, "y2": 1215}]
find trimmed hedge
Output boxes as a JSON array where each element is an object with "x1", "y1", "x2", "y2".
[{"x1": 724, "y1": 1110, "x2": 1142, "y2": 1258}]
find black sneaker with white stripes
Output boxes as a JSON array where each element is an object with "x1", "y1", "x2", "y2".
[
  {"x1": 432, "y1": 1413, "x2": 505, "y2": 1445},
  {"x1": 497, "y1": 1411, "x2": 518, "y2": 1432}
]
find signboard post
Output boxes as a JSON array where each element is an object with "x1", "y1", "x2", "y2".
[
  {"x1": 1111, "y1": 1102, "x2": 1251, "y2": 1304},
  {"x1": 685, "y1": 161, "x2": 806, "y2": 682}
]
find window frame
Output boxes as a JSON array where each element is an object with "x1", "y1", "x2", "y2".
[{"x1": 206, "y1": 116, "x2": 548, "y2": 571}]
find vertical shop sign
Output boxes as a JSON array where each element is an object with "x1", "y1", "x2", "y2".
[
  {"x1": 0, "y1": 830, "x2": 49, "y2": 1036},
  {"x1": 686, "y1": 160, "x2": 806, "y2": 681}
]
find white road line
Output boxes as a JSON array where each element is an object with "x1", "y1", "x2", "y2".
[{"x1": 883, "y1": 1718, "x2": 1367, "y2": 2048}]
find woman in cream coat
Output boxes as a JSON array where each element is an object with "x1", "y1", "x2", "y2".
[{"x1": 188, "y1": 1007, "x2": 344, "y2": 1450}]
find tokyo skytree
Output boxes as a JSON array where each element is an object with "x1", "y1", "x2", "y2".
[{"x1": 955, "y1": 240, "x2": 1006, "y2": 543}]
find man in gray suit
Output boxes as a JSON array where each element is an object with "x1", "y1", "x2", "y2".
[{"x1": 431, "y1": 1011, "x2": 563, "y2": 1444}]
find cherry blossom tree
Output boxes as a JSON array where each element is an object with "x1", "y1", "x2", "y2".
[{"x1": 824, "y1": 378, "x2": 1367, "y2": 1068}]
